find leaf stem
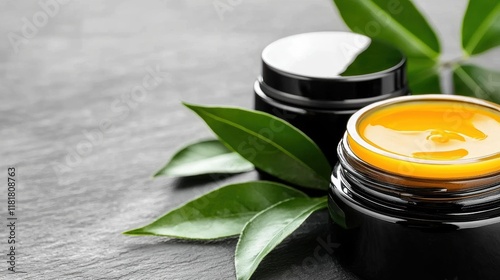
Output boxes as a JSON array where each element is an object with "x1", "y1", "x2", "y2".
[{"x1": 439, "y1": 56, "x2": 468, "y2": 69}]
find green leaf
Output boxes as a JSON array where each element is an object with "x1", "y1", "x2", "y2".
[
  {"x1": 407, "y1": 58, "x2": 441, "y2": 94},
  {"x1": 453, "y1": 64, "x2": 500, "y2": 104},
  {"x1": 462, "y1": 0, "x2": 500, "y2": 56},
  {"x1": 235, "y1": 197, "x2": 327, "y2": 280},
  {"x1": 124, "y1": 181, "x2": 306, "y2": 240},
  {"x1": 339, "y1": 39, "x2": 407, "y2": 76},
  {"x1": 183, "y1": 103, "x2": 331, "y2": 190},
  {"x1": 332, "y1": 0, "x2": 441, "y2": 59},
  {"x1": 153, "y1": 139, "x2": 254, "y2": 177}
]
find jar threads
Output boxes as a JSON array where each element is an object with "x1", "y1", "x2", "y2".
[{"x1": 329, "y1": 95, "x2": 500, "y2": 280}]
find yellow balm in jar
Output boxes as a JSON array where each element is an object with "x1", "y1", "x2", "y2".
[
  {"x1": 329, "y1": 95, "x2": 500, "y2": 280},
  {"x1": 347, "y1": 94, "x2": 500, "y2": 181}
]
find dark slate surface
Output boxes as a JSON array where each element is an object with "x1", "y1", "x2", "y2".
[{"x1": 1, "y1": 0, "x2": 498, "y2": 279}]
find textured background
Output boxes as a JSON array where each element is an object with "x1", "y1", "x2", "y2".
[{"x1": 1, "y1": 0, "x2": 499, "y2": 279}]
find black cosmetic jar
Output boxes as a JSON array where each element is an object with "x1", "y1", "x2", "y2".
[
  {"x1": 254, "y1": 32, "x2": 409, "y2": 164},
  {"x1": 328, "y1": 95, "x2": 500, "y2": 280}
]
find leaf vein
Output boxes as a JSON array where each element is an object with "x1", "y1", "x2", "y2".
[
  {"x1": 455, "y1": 66, "x2": 485, "y2": 96},
  {"x1": 198, "y1": 109, "x2": 329, "y2": 183},
  {"x1": 465, "y1": 2, "x2": 500, "y2": 55},
  {"x1": 357, "y1": 0, "x2": 439, "y2": 58},
  {"x1": 245, "y1": 199, "x2": 327, "y2": 278}
]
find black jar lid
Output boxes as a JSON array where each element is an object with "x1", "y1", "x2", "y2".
[{"x1": 260, "y1": 32, "x2": 407, "y2": 109}]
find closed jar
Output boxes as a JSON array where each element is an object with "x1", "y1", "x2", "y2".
[{"x1": 254, "y1": 32, "x2": 409, "y2": 164}]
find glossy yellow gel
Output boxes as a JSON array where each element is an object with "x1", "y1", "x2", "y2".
[{"x1": 347, "y1": 95, "x2": 500, "y2": 180}]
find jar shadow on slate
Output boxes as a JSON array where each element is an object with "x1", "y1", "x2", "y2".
[{"x1": 254, "y1": 31, "x2": 409, "y2": 168}]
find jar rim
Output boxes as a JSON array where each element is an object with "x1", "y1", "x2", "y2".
[
  {"x1": 261, "y1": 31, "x2": 406, "y2": 80},
  {"x1": 260, "y1": 31, "x2": 408, "y2": 103},
  {"x1": 346, "y1": 94, "x2": 500, "y2": 180},
  {"x1": 334, "y1": 137, "x2": 500, "y2": 219}
]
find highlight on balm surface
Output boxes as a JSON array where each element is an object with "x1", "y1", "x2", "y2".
[
  {"x1": 347, "y1": 95, "x2": 500, "y2": 180},
  {"x1": 359, "y1": 101, "x2": 500, "y2": 161}
]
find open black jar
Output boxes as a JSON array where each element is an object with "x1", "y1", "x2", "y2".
[
  {"x1": 329, "y1": 95, "x2": 500, "y2": 280},
  {"x1": 254, "y1": 32, "x2": 409, "y2": 164}
]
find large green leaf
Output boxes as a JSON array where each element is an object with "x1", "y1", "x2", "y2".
[
  {"x1": 153, "y1": 139, "x2": 253, "y2": 177},
  {"x1": 333, "y1": 0, "x2": 440, "y2": 59},
  {"x1": 407, "y1": 58, "x2": 441, "y2": 94},
  {"x1": 124, "y1": 181, "x2": 306, "y2": 240},
  {"x1": 183, "y1": 103, "x2": 331, "y2": 190},
  {"x1": 235, "y1": 197, "x2": 327, "y2": 280},
  {"x1": 462, "y1": 0, "x2": 500, "y2": 56},
  {"x1": 453, "y1": 64, "x2": 500, "y2": 104}
]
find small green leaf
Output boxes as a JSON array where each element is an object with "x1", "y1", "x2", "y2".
[
  {"x1": 332, "y1": 0, "x2": 441, "y2": 59},
  {"x1": 453, "y1": 64, "x2": 500, "y2": 104},
  {"x1": 153, "y1": 139, "x2": 253, "y2": 177},
  {"x1": 462, "y1": 0, "x2": 500, "y2": 56},
  {"x1": 407, "y1": 58, "x2": 441, "y2": 94},
  {"x1": 183, "y1": 103, "x2": 331, "y2": 190},
  {"x1": 235, "y1": 197, "x2": 327, "y2": 280},
  {"x1": 124, "y1": 181, "x2": 306, "y2": 240}
]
